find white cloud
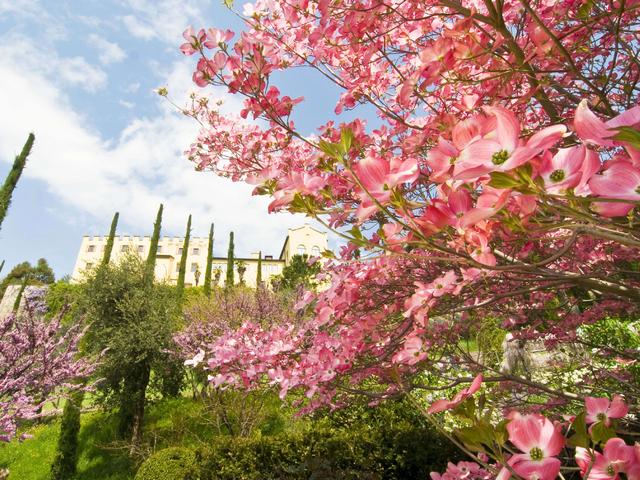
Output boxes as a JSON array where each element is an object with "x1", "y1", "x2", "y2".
[
  {"x1": 119, "y1": 99, "x2": 135, "y2": 108},
  {"x1": 88, "y1": 34, "x2": 127, "y2": 65},
  {"x1": 0, "y1": 53, "x2": 308, "y2": 258},
  {"x1": 122, "y1": 14, "x2": 157, "y2": 40},
  {"x1": 0, "y1": 35, "x2": 107, "y2": 93},
  {"x1": 57, "y1": 56, "x2": 108, "y2": 92},
  {"x1": 120, "y1": 0, "x2": 212, "y2": 44},
  {"x1": 125, "y1": 82, "x2": 141, "y2": 93}
]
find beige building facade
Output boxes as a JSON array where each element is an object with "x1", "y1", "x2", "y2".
[{"x1": 71, "y1": 224, "x2": 328, "y2": 288}]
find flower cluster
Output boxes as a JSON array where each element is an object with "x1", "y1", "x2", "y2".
[{"x1": 0, "y1": 288, "x2": 93, "y2": 441}]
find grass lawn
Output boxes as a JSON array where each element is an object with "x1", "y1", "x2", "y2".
[{"x1": 0, "y1": 397, "x2": 224, "y2": 480}]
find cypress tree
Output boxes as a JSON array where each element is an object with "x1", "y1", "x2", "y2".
[
  {"x1": 0, "y1": 260, "x2": 4, "y2": 275},
  {"x1": 53, "y1": 212, "x2": 119, "y2": 478},
  {"x1": 176, "y1": 214, "x2": 191, "y2": 299},
  {"x1": 203, "y1": 223, "x2": 214, "y2": 297},
  {"x1": 101, "y1": 212, "x2": 119, "y2": 267},
  {"x1": 0, "y1": 133, "x2": 35, "y2": 231},
  {"x1": 12, "y1": 277, "x2": 28, "y2": 312},
  {"x1": 50, "y1": 389, "x2": 83, "y2": 480},
  {"x1": 256, "y1": 251, "x2": 262, "y2": 286},
  {"x1": 144, "y1": 204, "x2": 163, "y2": 285},
  {"x1": 225, "y1": 231, "x2": 235, "y2": 288}
]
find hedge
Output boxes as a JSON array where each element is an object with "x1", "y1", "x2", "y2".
[
  {"x1": 135, "y1": 447, "x2": 200, "y2": 480},
  {"x1": 198, "y1": 424, "x2": 459, "y2": 480}
]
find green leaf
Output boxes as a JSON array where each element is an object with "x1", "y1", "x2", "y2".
[
  {"x1": 318, "y1": 140, "x2": 343, "y2": 160},
  {"x1": 611, "y1": 126, "x2": 640, "y2": 150},
  {"x1": 223, "y1": 0, "x2": 234, "y2": 8},
  {"x1": 577, "y1": 0, "x2": 594, "y2": 19},
  {"x1": 567, "y1": 412, "x2": 589, "y2": 448},
  {"x1": 590, "y1": 421, "x2": 616, "y2": 445},
  {"x1": 488, "y1": 172, "x2": 522, "y2": 190},
  {"x1": 340, "y1": 128, "x2": 354, "y2": 154}
]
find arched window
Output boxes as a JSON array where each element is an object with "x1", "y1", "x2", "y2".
[
  {"x1": 311, "y1": 246, "x2": 320, "y2": 256},
  {"x1": 297, "y1": 245, "x2": 307, "y2": 255}
]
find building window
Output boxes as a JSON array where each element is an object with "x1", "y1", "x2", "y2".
[
  {"x1": 87, "y1": 245, "x2": 95, "y2": 253},
  {"x1": 192, "y1": 247, "x2": 200, "y2": 255},
  {"x1": 138, "y1": 245, "x2": 144, "y2": 253},
  {"x1": 121, "y1": 245, "x2": 129, "y2": 252},
  {"x1": 85, "y1": 262, "x2": 93, "y2": 269},
  {"x1": 190, "y1": 262, "x2": 198, "y2": 272},
  {"x1": 157, "y1": 245, "x2": 162, "y2": 253},
  {"x1": 297, "y1": 245, "x2": 306, "y2": 255},
  {"x1": 311, "y1": 246, "x2": 320, "y2": 256},
  {"x1": 178, "y1": 247, "x2": 183, "y2": 255}
]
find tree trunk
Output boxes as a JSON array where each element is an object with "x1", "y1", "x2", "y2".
[{"x1": 118, "y1": 361, "x2": 150, "y2": 446}]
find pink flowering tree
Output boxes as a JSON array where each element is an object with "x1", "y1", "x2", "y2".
[
  {"x1": 0, "y1": 287, "x2": 93, "y2": 442},
  {"x1": 176, "y1": 0, "x2": 640, "y2": 477}
]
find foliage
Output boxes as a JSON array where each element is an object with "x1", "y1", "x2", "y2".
[
  {"x1": 144, "y1": 204, "x2": 163, "y2": 285},
  {"x1": 50, "y1": 391, "x2": 83, "y2": 480},
  {"x1": 0, "y1": 287, "x2": 92, "y2": 442},
  {"x1": 224, "y1": 231, "x2": 234, "y2": 288},
  {"x1": 81, "y1": 255, "x2": 181, "y2": 441},
  {"x1": 256, "y1": 251, "x2": 262, "y2": 285},
  {"x1": 203, "y1": 223, "x2": 214, "y2": 298},
  {"x1": 102, "y1": 212, "x2": 119, "y2": 267},
  {"x1": 274, "y1": 254, "x2": 321, "y2": 291},
  {"x1": 198, "y1": 419, "x2": 458, "y2": 480},
  {"x1": 177, "y1": 215, "x2": 192, "y2": 299},
  {"x1": 135, "y1": 447, "x2": 199, "y2": 480},
  {"x1": 0, "y1": 259, "x2": 55, "y2": 299},
  {"x1": 0, "y1": 133, "x2": 34, "y2": 231}
]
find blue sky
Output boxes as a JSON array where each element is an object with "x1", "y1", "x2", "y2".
[{"x1": 0, "y1": 0, "x2": 351, "y2": 278}]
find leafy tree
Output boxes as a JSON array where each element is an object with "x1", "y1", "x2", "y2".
[
  {"x1": 145, "y1": 204, "x2": 163, "y2": 285},
  {"x1": 82, "y1": 255, "x2": 180, "y2": 444},
  {"x1": 0, "y1": 258, "x2": 55, "y2": 299},
  {"x1": 225, "y1": 231, "x2": 234, "y2": 288},
  {"x1": 236, "y1": 261, "x2": 247, "y2": 285},
  {"x1": 51, "y1": 212, "x2": 117, "y2": 478},
  {"x1": 0, "y1": 133, "x2": 34, "y2": 231},
  {"x1": 276, "y1": 255, "x2": 321, "y2": 291},
  {"x1": 203, "y1": 223, "x2": 214, "y2": 298},
  {"x1": 176, "y1": 214, "x2": 191, "y2": 299}
]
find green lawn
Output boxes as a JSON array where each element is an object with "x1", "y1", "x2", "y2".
[{"x1": 0, "y1": 397, "x2": 221, "y2": 480}]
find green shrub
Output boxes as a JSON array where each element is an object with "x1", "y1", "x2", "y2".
[
  {"x1": 135, "y1": 447, "x2": 199, "y2": 480},
  {"x1": 198, "y1": 422, "x2": 459, "y2": 480}
]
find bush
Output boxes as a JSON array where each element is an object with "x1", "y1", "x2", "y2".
[
  {"x1": 198, "y1": 423, "x2": 459, "y2": 480},
  {"x1": 135, "y1": 447, "x2": 199, "y2": 480}
]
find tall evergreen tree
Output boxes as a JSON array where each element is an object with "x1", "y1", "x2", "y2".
[
  {"x1": 53, "y1": 212, "x2": 119, "y2": 478},
  {"x1": 0, "y1": 133, "x2": 34, "y2": 231},
  {"x1": 50, "y1": 389, "x2": 83, "y2": 480},
  {"x1": 12, "y1": 277, "x2": 28, "y2": 312},
  {"x1": 176, "y1": 214, "x2": 192, "y2": 299},
  {"x1": 204, "y1": 223, "x2": 214, "y2": 297},
  {"x1": 256, "y1": 251, "x2": 263, "y2": 286},
  {"x1": 144, "y1": 204, "x2": 163, "y2": 285},
  {"x1": 0, "y1": 260, "x2": 4, "y2": 276},
  {"x1": 225, "y1": 231, "x2": 235, "y2": 288},
  {"x1": 101, "y1": 212, "x2": 119, "y2": 267}
]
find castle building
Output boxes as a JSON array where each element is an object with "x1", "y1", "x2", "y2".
[{"x1": 71, "y1": 224, "x2": 328, "y2": 288}]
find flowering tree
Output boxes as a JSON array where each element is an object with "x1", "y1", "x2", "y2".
[
  {"x1": 0, "y1": 288, "x2": 92, "y2": 442},
  {"x1": 178, "y1": 0, "x2": 640, "y2": 477}
]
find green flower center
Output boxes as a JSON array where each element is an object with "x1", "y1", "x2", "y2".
[
  {"x1": 550, "y1": 169, "x2": 565, "y2": 182},
  {"x1": 597, "y1": 412, "x2": 607, "y2": 422},
  {"x1": 635, "y1": 185, "x2": 640, "y2": 194},
  {"x1": 436, "y1": 284, "x2": 443, "y2": 289},
  {"x1": 449, "y1": 156, "x2": 458, "y2": 165},
  {"x1": 529, "y1": 447, "x2": 544, "y2": 461},
  {"x1": 492, "y1": 150, "x2": 510, "y2": 165},
  {"x1": 607, "y1": 464, "x2": 616, "y2": 476}
]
